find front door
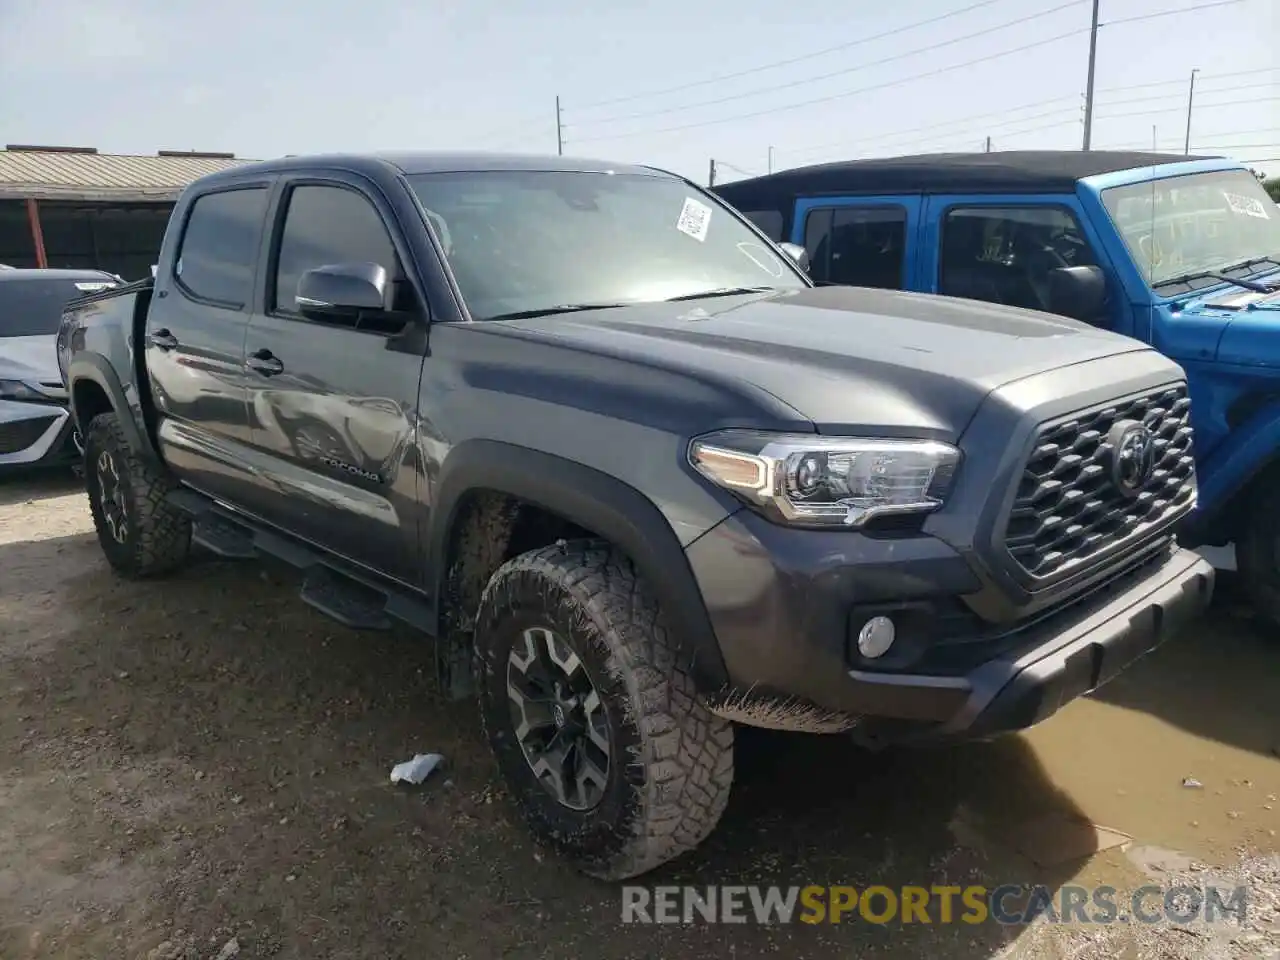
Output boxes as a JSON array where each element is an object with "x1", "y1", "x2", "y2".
[
  {"x1": 919, "y1": 195, "x2": 1121, "y2": 328},
  {"x1": 145, "y1": 183, "x2": 270, "y2": 506},
  {"x1": 790, "y1": 196, "x2": 923, "y2": 290},
  {"x1": 241, "y1": 175, "x2": 428, "y2": 584}
]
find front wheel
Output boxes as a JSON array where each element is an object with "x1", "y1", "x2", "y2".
[
  {"x1": 83, "y1": 412, "x2": 192, "y2": 578},
  {"x1": 474, "y1": 540, "x2": 734, "y2": 880},
  {"x1": 1236, "y1": 480, "x2": 1280, "y2": 634}
]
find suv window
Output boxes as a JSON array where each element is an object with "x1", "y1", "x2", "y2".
[
  {"x1": 174, "y1": 188, "x2": 268, "y2": 306},
  {"x1": 272, "y1": 184, "x2": 398, "y2": 317},
  {"x1": 939, "y1": 206, "x2": 1095, "y2": 313},
  {"x1": 803, "y1": 206, "x2": 907, "y2": 289},
  {"x1": 0, "y1": 277, "x2": 116, "y2": 337},
  {"x1": 741, "y1": 210, "x2": 784, "y2": 242}
]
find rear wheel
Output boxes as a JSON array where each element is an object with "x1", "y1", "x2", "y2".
[
  {"x1": 1236, "y1": 481, "x2": 1280, "y2": 633},
  {"x1": 474, "y1": 540, "x2": 734, "y2": 880},
  {"x1": 83, "y1": 412, "x2": 192, "y2": 578}
]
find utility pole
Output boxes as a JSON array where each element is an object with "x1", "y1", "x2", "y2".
[
  {"x1": 767, "y1": 146, "x2": 774, "y2": 174},
  {"x1": 984, "y1": 136, "x2": 992, "y2": 153},
  {"x1": 555, "y1": 96, "x2": 564, "y2": 156},
  {"x1": 1152, "y1": 125, "x2": 1157, "y2": 150},
  {"x1": 1081, "y1": 0, "x2": 1101, "y2": 150},
  {"x1": 1183, "y1": 69, "x2": 1199, "y2": 155},
  {"x1": 708, "y1": 158, "x2": 717, "y2": 187}
]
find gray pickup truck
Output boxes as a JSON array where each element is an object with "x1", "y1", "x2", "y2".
[{"x1": 58, "y1": 152, "x2": 1213, "y2": 879}]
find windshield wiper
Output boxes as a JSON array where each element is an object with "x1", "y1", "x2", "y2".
[
  {"x1": 1156, "y1": 256, "x2": 1280, "y2": 293},
  {"x1": 1156, "y1": 270, "x2": 1273, "y2": 293},
  {"x1": 481, "y1": 302, "x2": 636, "y2": 321},
  {"x1": 665, "y1": 286, "x2": 776, "y2": 302}
]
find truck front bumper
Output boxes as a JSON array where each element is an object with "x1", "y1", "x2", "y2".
[{"x1": 685, "y1": 510, "x2": 1214, "y2": 742}]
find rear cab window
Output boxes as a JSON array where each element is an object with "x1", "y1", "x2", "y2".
[
  {"x1": 0, "y1": 277, "x2": 117, "y2": 337},
  {"x1": 173, "y1": 187, "x2": 269, "y2": 307},
  {"x1": 803, "y1": 205, "x2": 908, "y2": 289}
]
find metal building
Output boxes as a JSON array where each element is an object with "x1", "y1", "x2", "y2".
[{"x1": 0, "y1": 145, "x2": 251, "y2": 280}]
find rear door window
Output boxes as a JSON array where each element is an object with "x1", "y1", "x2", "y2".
[
  {"x1": 740, "y1": 210, "x2": 784, "y2": 242},
  {"x1": 173, "y1": 187, "x2": 269, "y2": 307},
  {"x1": 0, "y1": 278, "x2": 116, "y2": 337},
  {"x1": 803, "y1": 206, "x2": 908, "y2": 289}
]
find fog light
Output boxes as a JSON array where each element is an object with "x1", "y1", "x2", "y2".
[{"x1": 857, "y1": 616, "x2": 896, "y2": 659}]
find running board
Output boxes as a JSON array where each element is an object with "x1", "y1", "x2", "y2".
[
  {"x1": 165, "y1": 486, "x2": 435, "y2": 638},
  {"x1": 300, "y1": 569, "x2": 391, "y2": 630}
]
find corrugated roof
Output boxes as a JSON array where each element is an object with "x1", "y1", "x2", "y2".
[{"x1": 0, "y1": 150, "x2": 254, "y2": 202}]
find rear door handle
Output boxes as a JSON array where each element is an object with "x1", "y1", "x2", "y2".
[
  {"x1": 246, "y1": 348, "x2": 284, "y2": 376},
  {"x1": 150, "y1": 328, "x2": 179, "y2": 351}
]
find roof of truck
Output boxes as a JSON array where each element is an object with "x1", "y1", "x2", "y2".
[
  {"x1": 194, "y1": 151, "x2": 670, "y2": 185},
  {"x1": 714, "y1": 150, "x2": 1220, "y2": 202}
]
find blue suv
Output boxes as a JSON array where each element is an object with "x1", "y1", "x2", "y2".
[{"x1": 716, "y1": 151, "x2": 1280, "y2": 628}]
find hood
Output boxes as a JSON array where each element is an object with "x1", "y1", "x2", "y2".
[
  {"x1": 0, "y1": 334, "x2": 60, "y2": 383},
  {"x1": 499, "y1": 286, "x2": 1149, "y2": 440},
  {"x1": 1176, "y1": 277, "x2": 1280, "y2": 370}
]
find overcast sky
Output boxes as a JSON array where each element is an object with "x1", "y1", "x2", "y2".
[{"x1": 0, "y1": 0, "x2": 1276, "y2": 182}]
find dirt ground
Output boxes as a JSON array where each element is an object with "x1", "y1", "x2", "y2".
[{"x1": 2, "y1": 470, "x2": 1279, "y2": 960}]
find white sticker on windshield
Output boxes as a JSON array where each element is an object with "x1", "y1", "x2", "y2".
[
  {"x1": 1223, "y1": 191, "x2": 1269, "y2": 219},
  {"x1": 74, "y1": 281, "x2": 116, "y2": 292},
  {"x1": 676, "y1": 197, "x2": 712, "y2": 242}
]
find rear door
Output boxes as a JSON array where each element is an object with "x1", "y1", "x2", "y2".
[
  {"x1": 145, "y1": 182, "x2": 271, "y2": 504},
  {"x1": 241, "y1": 172, "x2": 428, "y2": 584},
  {"x1": 790, "y1": 196, "x2": 923, "y2": 290}
]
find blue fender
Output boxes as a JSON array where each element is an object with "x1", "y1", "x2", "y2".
[{"x1": 1188, "y1": 399, "x2": 1280, "y2": 535}]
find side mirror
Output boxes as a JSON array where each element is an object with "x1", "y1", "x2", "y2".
[
  {"x1": 1047, "y1": 265, "x2": 1107, "y2": 323},
  {"x1": 778, "y1": 242, "x2": 810, "y2": 274},
  {"x1": 296, "y1": 262, "x2": 388, "y2": 317}
]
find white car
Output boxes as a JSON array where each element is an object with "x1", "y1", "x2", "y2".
[{"x1": 1, "y1": 268, "x2": 119, "y2": 471}]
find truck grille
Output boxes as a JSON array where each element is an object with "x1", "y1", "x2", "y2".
[
  {"x1": 1003, "y1": 384, "x2": 1195, "y2": 580},
  {"x1": 0, "y1": 415, "x2": 58, "y2": 455}
]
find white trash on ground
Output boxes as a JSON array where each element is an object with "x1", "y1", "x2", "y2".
[{"x1": 390, "y1": 753, "x2": 445, "y2": 785}]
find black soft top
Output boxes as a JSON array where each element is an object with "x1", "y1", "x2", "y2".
[{"x1": 715, "y1": 151, "x2": 1214, "y2": 207}]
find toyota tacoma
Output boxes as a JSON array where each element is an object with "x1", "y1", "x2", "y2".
[{"x1": 57, "y1": 151, "x2": 1214, "y2": 880}]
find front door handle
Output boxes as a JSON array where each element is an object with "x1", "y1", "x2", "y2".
[
  {"x1": 246, "y1": 348, "x2": 284, "y2": 376},
  {"x1": 150, "y1": 328, "x2": 179, "y2": 351}
]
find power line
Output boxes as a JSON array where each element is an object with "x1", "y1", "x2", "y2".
[
  {"x1": 569, "y1": 28, "x2": 1089, "y2": 143},
  {"x1": 1095, "y1": 94, "x2": 1279, "y2": 121},
  {"x1": 786, "y1": 105, "x2": 1083, "y2": 162},
  {"x1": 566, "y1": 0, "x2": 1087, "y2": 127},
  {"x1": 1100, "y1": 80, "x2": 1277, "y2": 108},
  {"x1": 781, "y1": 94, "x2": 1080, "y2": 158},
  {"x1": 1098, "y1": 0, "x2": 1243, "y2": 29},
  {"x1": 1097, "y1": 66, "x2": 1275, "y2": 94},
  {"x1": 569, "y1": 0, "x2": 1010, "y2": 111},
  {"x1": 568, "y1": 0, "x2": 1237, "y2": 145}
]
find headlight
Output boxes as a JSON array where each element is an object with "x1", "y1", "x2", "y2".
[
  {"x1": 689, "y1": 429, "x2": 960, "y2": 528},
  {"x1": 0, "y1": 379, "x2": 44, "y2": 402}
]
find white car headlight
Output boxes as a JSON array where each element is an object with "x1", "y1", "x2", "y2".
[
  {"x1": 689, "y1": 430, "x2": 961, "y2": 528},
  {"x1": 0, "y1": 379, "x2": 44, "y2": 402}
]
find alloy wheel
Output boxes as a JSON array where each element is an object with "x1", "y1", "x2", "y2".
[{"x1": 506, "y1": 626, "x2": 611, "y2": 811}]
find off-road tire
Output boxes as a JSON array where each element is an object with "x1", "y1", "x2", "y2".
[
  {"x1": 83, "y1": 412, "x2": 192, "y2": 578},
  {"x1": 474, "y1": 539, "x2": 734, "y2": 880},
  {"x1": 1236, "y1": 480, "x2": 1280, "y2": 633}
]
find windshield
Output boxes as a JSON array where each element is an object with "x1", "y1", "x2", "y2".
[
  {"x1": 1100, "y1": 168, "x2": 1280, "y2": 289},
  {"x1": 0, "y1": 277, "x2": 115, "y2": 337},
  {"x1": 406, "y1": 170, "x2": 806, "y2": 320}
]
